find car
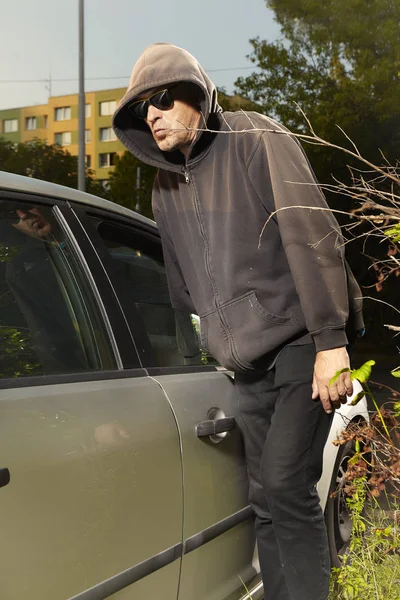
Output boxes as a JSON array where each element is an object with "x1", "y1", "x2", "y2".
[{"x1": 0, "y1": 171, "x2": 368, "y2": 600}]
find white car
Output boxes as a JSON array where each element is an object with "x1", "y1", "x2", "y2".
[{"x1": 0, "y1": 171, "x2": 368, "y2": 599}]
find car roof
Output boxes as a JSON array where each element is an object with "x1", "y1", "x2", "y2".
[{"x1": 0, "y1": 170, "x2": 157, "y2": 230}]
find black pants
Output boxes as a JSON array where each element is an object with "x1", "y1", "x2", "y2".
[{"x1": 235, "y1": 344, "x2": 333, "y2": 600}]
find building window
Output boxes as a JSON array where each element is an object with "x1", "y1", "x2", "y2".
[
  {"x1": 99, "y1": 100, "x2": 116, "y2": 116},
  {"x1": 85, "y1": 129, "x2": 91, "y2": 143},
  {"x1": 44, "y1": 115, "x2": 48, "y2": 128},
  {"x1": 25, "y1": 117, "x2": 37, "y2": 131},
  {"x1": 99, "y1": 152, "x2": 117, "y2": 168},
  {"x1": 54, "y1": 107, "x2": 71, "y2": 121},
  {"x1": 54, "y1": 132, "x2": 71, "y2": 146},
  {"x1": 85, "y1": 104, "x2": 91, "y2": 118},
  {"x1": 99, "y1": 127, "x2": 117, "y2": 142},
  {"x1": 85, "y1": 155, "x2": 91, "y2": 168},
  {"x1": 3, "y1": 119, "x2": 18, "y2": 133}
]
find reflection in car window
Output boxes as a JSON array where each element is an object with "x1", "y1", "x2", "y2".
[
  {"x1": 97, "y1": 222, "x2": 215, "y2": 368},
  {"x1": 0, "y1": 200, "x2": 116, "y2": 378}
]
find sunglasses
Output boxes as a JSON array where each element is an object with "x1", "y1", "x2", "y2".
[{"x1": 128, "y1": 89, "x2": 174, "y2": 120}]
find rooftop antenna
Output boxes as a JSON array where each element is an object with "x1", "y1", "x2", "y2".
[{"x1": 45, "y1": 66, "x2": 52, "y2": 99}]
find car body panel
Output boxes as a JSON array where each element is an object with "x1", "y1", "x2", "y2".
[
  {"x1": 151, "y1": 372, "x2": 256, "y2": 599},
  {"x1": 105, "y1": 561, "x2": 180, "y2": 600},
  {"x1": 0, "y1": 377, "x2": 182, "y2": 599},
  {"x1": 178, "y1": 525, "x2": 256, "y2": 600},
  {"x1": 0, "y1": 170, "x2": 155, "y2": 229}
]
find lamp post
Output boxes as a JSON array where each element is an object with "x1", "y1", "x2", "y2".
[{"x1": 78, "y1": 0, "x2": 85, "y2": 191}]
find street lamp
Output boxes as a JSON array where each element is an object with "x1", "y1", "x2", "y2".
[{"x1": 78, "y1": 0, "x2": 85, "y2": 192}]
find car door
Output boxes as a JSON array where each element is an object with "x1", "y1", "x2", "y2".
[
  {"x1": 0, "y1": 192, "x2": 183, "y2": 600},
  {"x1": 76, "y1": 206, "x2": 261, "y2": 600}
]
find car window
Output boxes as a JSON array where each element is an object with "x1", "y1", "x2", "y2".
[
  {"x1": 96, "y1": 221, "x2": 216, "y2": 369},
  {"x1": 0, "y1": 200, "x2": 116, "y2": 378}
]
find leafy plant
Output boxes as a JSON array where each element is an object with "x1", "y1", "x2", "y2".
[
  {"x1": 328, "y1": 362, "x2": 400, "y2": 599},
  {"x1": 330, "y1": 484, "x2": 400, "y2": 599},
  {"x1": 0, "y1": 326, "x2": 41, "y2": 378},
  {"x1": 384, "y1": 224, "x2": 400, "y2": 244}
]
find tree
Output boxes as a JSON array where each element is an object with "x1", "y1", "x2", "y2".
[
  {"x1": 217, "y1": 87, "x2": 262, "y2": 112},
  {"x1": 235, "y1": 0, "x2": 400, "y2": 170},
  {"x1": 0, "y1": 138, "x2": 106, "y2": 198},
  {"x1": 107, "y1": 152, "x2": 157, "y2": 220}
]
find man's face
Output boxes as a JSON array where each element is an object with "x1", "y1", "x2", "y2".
[
  {"x1": 13, "y1": 207, "x2": 52, "y2": 239},
  {"x1": 140, "y1": 84, "x2": 201, "y2": 155}
]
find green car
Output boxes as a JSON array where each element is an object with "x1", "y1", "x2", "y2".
[{"x1": 0, "y1": 172, "x2": 368, "y2": 600}]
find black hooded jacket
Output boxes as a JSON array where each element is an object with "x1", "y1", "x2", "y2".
[{"x1": 113, "y1": 43, "x2": 364, "y2": 372}]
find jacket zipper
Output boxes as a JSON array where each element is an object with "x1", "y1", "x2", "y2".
[
  {"x1": 183, "y1": 166, "x2": 242, "y2": 366},
  {"x1": 183, "y1": 167, "x2": 214, "y2": 291}
]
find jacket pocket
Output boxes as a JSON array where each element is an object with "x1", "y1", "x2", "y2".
[
  {"x1": 200, "y1": 292, "x2": 301, "y2": 372},
  {"x1": 221, "y1": 291, "x2": 299, "y2": 370},
  {"x1": 249, "y1": 293, "x2": 295, "y2": 325}
]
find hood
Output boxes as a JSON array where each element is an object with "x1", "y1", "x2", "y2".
[{"x1": 112, "y1": 43, "x2": 221, "y2": 171}]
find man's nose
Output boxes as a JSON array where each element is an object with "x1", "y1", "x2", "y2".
[{"x1": 146, "y1": 104, "x2": 163, "y2": 124}]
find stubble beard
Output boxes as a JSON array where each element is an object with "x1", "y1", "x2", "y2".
[{"x1": 154, "y1": 129, "x2": 194, "y2": 154}]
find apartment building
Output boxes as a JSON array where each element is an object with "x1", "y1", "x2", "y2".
[{"x1": 0, "y1": 88, "x2": 128, "y2": 180}]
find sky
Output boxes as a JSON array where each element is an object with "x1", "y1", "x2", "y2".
[{"x1": 0, "y1": 0, "x2": 280, "y2": 111}]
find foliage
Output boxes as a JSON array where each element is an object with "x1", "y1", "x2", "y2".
[
  {"x1": 267, "y1": 0, "x2": 400, "y2": 122},
  {"x1": 217, "y1": 87, "x2": 262, "y2": 113},
  {"x1": 330, "y1": 360, "x2": 376, "y2": 387},
  {"x1": 0, "y1": 137, "x2": 106, "y2": 198},
  {"x1": 235, "y1": 0, "x2": 400, "y2": 159},
  {"x1": 107, "y1": 151, "x2": 157, "y2": 220},
  {"x1": 351, "y1": 361, "x2": 376, "y2": 385},
  {"x1": 0, "y1": 326, "x2": 41, "y2": 378},
  {"x1": 385, "y1": 224, "x2": 400, "y2": 244},
  {"x1": 328, "y1": 361, "x2": 400, "y2": 599},
  {"x1": 329, "y1": 484, "x2": 400, "y2": 600}
]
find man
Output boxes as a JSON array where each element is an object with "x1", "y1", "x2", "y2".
[{"x1": 113, "y1": 43, "x2": 364, "y2": 600}]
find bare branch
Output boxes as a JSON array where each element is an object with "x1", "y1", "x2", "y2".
[
  {"x1": 357, "y1": 297, "x2": 400, "y2": 316},
  {"x1": 336, "y1": 124, "x2": 362, "y2": 157},
  {"x1": 258, "y1": 205, "x2": 356, "y2": 248},
  {"x1": 384, "y1": 324, "x2": 400, "y2": 332}
]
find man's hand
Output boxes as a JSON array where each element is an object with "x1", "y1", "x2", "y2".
[{"x1": 312, "y1": 347, "x2": 353, "y2": 414}]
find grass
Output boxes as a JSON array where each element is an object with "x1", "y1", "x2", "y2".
[{"x1": 329, "y1": 490, "x2": 400, "y2": 599}]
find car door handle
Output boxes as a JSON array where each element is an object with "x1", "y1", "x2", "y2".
[
  {"x1": 0, "y1": 468, "x2": 10, "y2": 489},
  {"x1": 196, "y1": 417, "x2": 236, "y2": 438}
]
